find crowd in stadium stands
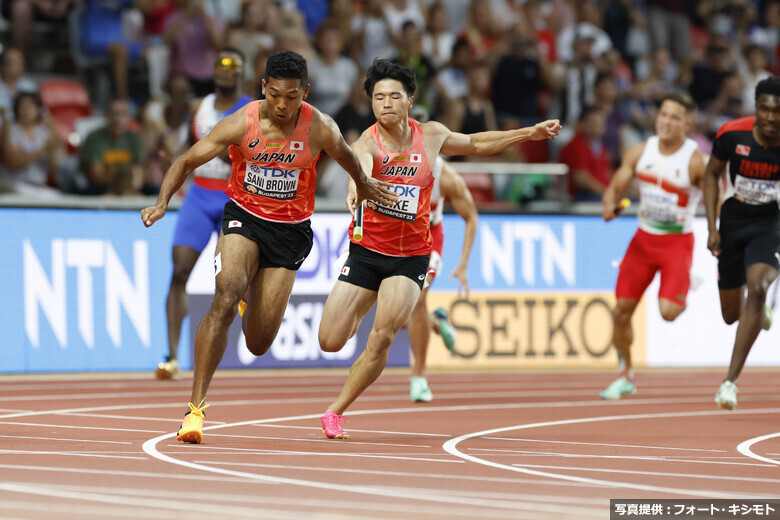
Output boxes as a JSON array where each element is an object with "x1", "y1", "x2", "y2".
[{"x1": 0, "y1": 0, "x2": 777, "y2": 206}]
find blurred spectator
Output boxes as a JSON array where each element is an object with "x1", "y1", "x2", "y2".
[
  {"x1": 422, "y1": 2, "x2": 456, "y2": 69},
  {"x1": 323, "y1": 0, "x2": 355, "y2": 47},
  {"x1": 138, "y1": 98, "x2": 175, "y2": 189},
  {"x1": 350, "y1": 0, "x2": 396, "y2": 70},
  {"x1": 522, "y1": 0, "x2": 557, "y2": 63},
  {"x1": 678, "y1": 34, "x2": 736, "y2": 109},
  {"x1": 432, "y1": 39, "x2": 471, "y2": 118},
  {"x1": 3, "y1": 0, "x2": 75, "y2": 57},
  {"x1": 592, "y1": 72, "x2": 631, "y2": 166},
  {"x1": 445, "y1": 62, "x2": 497, "y2": 134},
  {"x1": 78, "y1": 98, "x2": 148, "y2": 195},
  {"x1": 163, "y1": 72, "x2": 193, "y2": 152},
  {"x1": 556, "y1": 2, "x2": 613, "y2": 64},
  {"x1": 293, "y1": 0, "x2": 328, "y2": 36},
  {"x1": 308, "y1": 22, "x2": 358, "y2": 117},
  {"x1": 226, "y1": 0, "x2": 278, "y2": 84},
  {"x1": 738, "y1": 44, "x2": 771, "y2": 112},
  {"x1": 0, "y1": 47, "x2": 37, "y2": 115},
  {"x1": 164, "y1": 0, "x2": 225, "y2": 97},
  {"x1": 492, "y1": 37, "x2": 557, "y2": 126},
  {"x1": 555, "y1": 26, "x2": 599, "y2": 124},
  {"x1": 458, "y1": 0, "x2": 500, "y2": 62},
  {"x1": 646, "y1": 0, "x2": 691, "y2": 65},
  {"x1": 203, "y1": 0, "x2": 239, "y2": 25},
  {"x1": 0, "y1": 91, "x2": 63, "y2": 196},
  {"x1": 135, "y1": 0, "x2": 176, "y2": 100},
  {"x1": 246, "y1": 45, "x2": 272, "y2": 99},
  {"x1": 81, "y1": 0, "x2": 145, "y2": 101},
  {"x1": 384, "y1": 0, "x2": 426, "y2": 36},
  {"x1": 559, "y1": 106, "x2": 612, "y2": 201},
  {"x1": 700, "y1": 72, "x2": 748, "y2": 136},
  {"x1": 393, "y1": 21, "x2": 435, "y2": 111}
]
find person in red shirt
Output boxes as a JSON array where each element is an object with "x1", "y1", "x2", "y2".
[
  {"x1": 141, "y1": 51, "x2": 396, "y2": 444},
  {"x1": 559, "y1": 106, "x2": 612, "y2": 201},
  {"x1": 318, "y1": 58, "x2": 561, "y2": 439}
]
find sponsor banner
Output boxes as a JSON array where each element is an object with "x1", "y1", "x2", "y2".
[
  {"x1": 424, "y1": 292, "x2": 643, "y2": 369},
  {"x1": 1, "y1": 208, "x2": 177, "y2": 373},
  {"x1": 188, "y1": 294, "x2": 410, "y2": 369}
]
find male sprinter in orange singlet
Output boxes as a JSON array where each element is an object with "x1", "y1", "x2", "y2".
[
  {"x1": 141, "y1": 51, "x2": 396, "y2": 443},
  {"x1": 317, "y1": 58, "x2": 561, "y2": 439}
]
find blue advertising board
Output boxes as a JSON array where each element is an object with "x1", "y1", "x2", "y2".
[{"x1": 1, "y1": 207, "x2": 637, "y2": 373}]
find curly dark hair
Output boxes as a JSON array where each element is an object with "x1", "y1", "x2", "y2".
[
  {"x1": 264, "y1": 50, "x2": 308, "y2": 85},
  {"x1": 755, "y1": 76, "x2": 780, "y2": 102}
]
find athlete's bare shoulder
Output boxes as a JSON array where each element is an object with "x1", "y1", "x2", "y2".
[
  {"x1": 351, "y1": 127, "x2": 379, "y2": 158},
  {"x1": 307, "y1": 104, "x2": 343, "y2": 152},
  {"x1": 420, "y1": 120, "x2": 450, "y2": 139}
]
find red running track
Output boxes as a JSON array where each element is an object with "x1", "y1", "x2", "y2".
[{"x1": 0, "y1": 368, "x2": 779, "y2": 519}]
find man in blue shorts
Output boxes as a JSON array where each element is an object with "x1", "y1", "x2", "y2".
[
  {"x1": 156, "y1": 47, "x2": 252, "y2": 379},
  {"x1": 705, "y1": 76, "x2": 780, "y2": 410}
]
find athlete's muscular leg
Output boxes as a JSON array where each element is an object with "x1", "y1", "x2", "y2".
[
  {"x1": 613, "y1": 298, "x2": 639, "y2": 373},
  {"x1": 408, "y1": 286, "x2": 432, "y2": 378},
  {"x1": 327, "y1": 277, "x2": 421, "y2": 415},
  {"x1": 658, "y1": 298, "x2": 685, "y2": 322},
  {"x1": 241, "y1": 267, "x2": 298, "y2": 356},
  {"x1": 190, "y1": 234, "x2": 258, "y2": 404},
  {"x1": 319, "y1": 281, "x2": 378, "y2": 353},
  {"x1": 719, "y1": 287, "x2": 744, "y2": 325},
  {"x1": 725, "y1": 263, "x2": 778, "y2": 382},
  {"x1": 166, "y1": 246, "x2": 201, "y2": 360}
]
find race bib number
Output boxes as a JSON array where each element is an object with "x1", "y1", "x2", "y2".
[
  {"x1": 368, "y1": 183, "x2": 420, "y2": 222},
  {"x1": 244, "y1": 164, "x2": 301, "y2": 200},
  {"x1": 734, "y1": 175, "x2": 780, "y2": 205},
  {"x1": 639, "y1": 187, "x2": 678, "y2": 223}
]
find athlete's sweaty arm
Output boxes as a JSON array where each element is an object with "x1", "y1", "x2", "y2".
[
  {"x1": 432, "y1": 119, "x2": 561, "y2": 157},
  {"x1": 311, "y1": 111, "x2": 397, "y2": 209},
  {"x1": 441, "y1": 160, "x2": 478, "y2": 297},
  {"x1": 602, "y1": 142, "x2": 644, "y2": 221},
  {"x1": 141, "y1": 107, "x2": 247, "y2": 227},
  {"x1": 703, "y1": 155, "x2": 728, "y2": 256}
]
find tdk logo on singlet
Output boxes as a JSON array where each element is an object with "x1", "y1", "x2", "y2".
[{"x1": 392, "y1": 185, "x2": 418, "y2": 198}]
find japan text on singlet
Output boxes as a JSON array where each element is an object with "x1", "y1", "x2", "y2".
[
  {"x1": 226, "y1": 101, "x2": 319, "y2": 222},
  {"x1": 429, "y1": 156, "x2": 445, "y2": 227},
  {"x1": 713, "y1": 116, "x2": 780, "y2": 213},
  {"x1": 635, "y1": 136, "x2": 702, "y2": 235},
  {"x1": 351, "y1": 118, "x2": 434, "y2": 256},
  {"x1": 192, "y1": 93, "x2": 251, "y2": 190}
]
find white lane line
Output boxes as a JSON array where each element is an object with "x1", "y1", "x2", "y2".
[
  {"x1": 0, "y1": 482, "x2": 351, "y2": 520},
  {"x1": 0, "y1": 450, "x2": 146, "y2": 460},
  {"x1": 443, "y1": 407, "x2": 780, "y2": 499},
  {"x1": 142, "y1": 414, "x2": 603, "y2": 518},
  {"x1": 0, "y1": 421, "x2": 165, "y2": 434},
  {"x1": 0, "y1": 395, "x2": 734, "y2": 421},
  {"x1": 251, "y1": 423, "x2": 451, "y2": 437},
  {"x1": 198, "y1": 433, "x2": 431, "y2": 448},
  {"x1": 469, "y1": 448, "x2": 770, "y2": 466},
  {"x1": 0, "y1": 463, "x2": 257, "y2": 483},
  {"x1": 484, "y1": 437, "x2": 726, "y2": 452},
  {"x1": 171, "y1": 445, "x2": 461, "y2": 464},
  {"x1": 511, "y1": 463, "x2": 780, "y2": 484},
  {"x1": 58, "y1": 412, "x2": 184, "y2": 423},
  {"x1": 43, "y1": 482, "x2": 552, "y2": 519},
  {"x1": 196, "y1": 460, "x2": 598, "y2": 489},
  {"x1": 737, "y1": 433, "x2": 780, "y2": 466},
  {"x1": 0, "y1": 499, "x2": 178, "y2": 520},
  {"x1": 0, "y1": 434, "x2": 131, "y2": 444}
]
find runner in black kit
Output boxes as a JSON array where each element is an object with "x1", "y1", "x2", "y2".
[{"x1": 704, "y1": 76, "x2": 780, "y2": 410}]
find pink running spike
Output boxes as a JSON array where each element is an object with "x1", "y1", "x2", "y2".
[{"x1": 321, "y1": 411, "x2": 349, "y2": 439}]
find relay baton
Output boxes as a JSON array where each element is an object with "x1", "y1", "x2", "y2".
[
  {"x1": 353, "y1": 201, "x2": 364, "y2": 242},
  {"x1": 614, "y1": 197, "x2": 631, "y2": 215}
]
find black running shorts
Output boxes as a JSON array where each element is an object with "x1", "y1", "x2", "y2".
[
  {"x1": 718, "y1": 198, "x2": 780, "y2": 289},
  {"x1": 338, "y1": 242, "x2": 430, "y2": 291},
  {"x1": 221, "y1": 201, "x2": 313, "y2": 270}
]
